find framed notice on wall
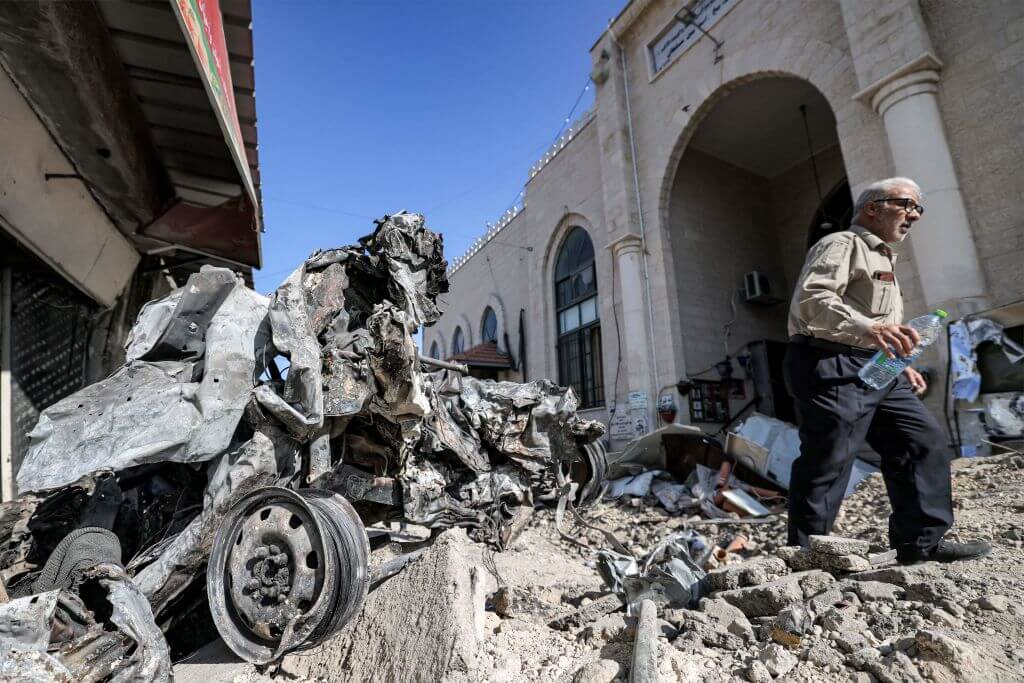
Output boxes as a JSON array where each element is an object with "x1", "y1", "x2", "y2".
[{"x1": 688, "y1": 379, "x2": 744, "y2": 423}]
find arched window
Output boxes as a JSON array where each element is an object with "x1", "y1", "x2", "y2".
[
  {"x1": 452, "y1": 327, "x2": 465, "y2": 356},
  {"x1": 429, "y1": 341, "x2": 440, "y2": 359},
  {"x1": 554, "y1": 227, "x2": 603, "y2": 408},
  {"x1": 481, "y1": 307, "x2": 498, "y2": 344}
]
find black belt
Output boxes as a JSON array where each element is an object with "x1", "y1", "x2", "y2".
[{"x1": 789, "y1": 335, "x2": 876, "y2": 358}]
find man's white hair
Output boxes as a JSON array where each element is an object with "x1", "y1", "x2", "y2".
[{"x1": 853, "y1": 177, "x2": 923, "y2": 215}]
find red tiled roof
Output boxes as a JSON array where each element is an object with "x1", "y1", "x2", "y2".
[{"x1": 449, "y1": 341, "x2": 514, "y2": 368}]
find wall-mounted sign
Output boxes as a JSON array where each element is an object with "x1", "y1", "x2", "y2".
[
  {"x1": 172, "y1": 0, "x2": 257, "y2": 207},
  {"x1": 648, "y1": 0, "x2": 736, "y2": 74},
  {"x1": 628, "y1": 391, "x2": 649, "y2": 411},
  {"x1": 609, "y1": 409, "x2": 634, "y2": 439}
]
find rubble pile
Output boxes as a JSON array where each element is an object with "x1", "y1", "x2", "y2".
[
  {"x1": 462, "y1": 452, "x2": 1024, "y2": 683},
  {"x1": 0, "y1": 213, "x2": 606, "y2": 677}
]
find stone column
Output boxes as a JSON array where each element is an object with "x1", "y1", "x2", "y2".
[
  {"x1": 608, "y1": 233, "x2": 653, "y2": 437},
  {"x1": 859, "y1": 58, "x2": 989, "y2": 315}
]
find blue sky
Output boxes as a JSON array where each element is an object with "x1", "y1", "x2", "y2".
[{"x1": 251, "y1": 0, "x2": 624, "y2": 293}]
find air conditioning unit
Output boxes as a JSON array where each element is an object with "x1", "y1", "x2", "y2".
[{"x1": 744, "y1": 271, "x2": 780, "y2": 304}]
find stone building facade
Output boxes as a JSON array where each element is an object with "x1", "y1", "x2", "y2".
[{"x1": 425, "y1": 0, "x2": 1024, "y2": 450}]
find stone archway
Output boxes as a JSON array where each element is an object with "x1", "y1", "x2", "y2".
[{"x1": 660, "y1": 73, "x2": 850, "y2": 424}]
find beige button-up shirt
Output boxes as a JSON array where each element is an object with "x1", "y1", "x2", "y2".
[{"x1": 787, "y1": 225, "x2": 903, "y2": 348}]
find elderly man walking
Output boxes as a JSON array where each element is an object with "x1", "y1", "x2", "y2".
[{"x1": 785, "y1": 176, "x2": 990, "y2": 564}]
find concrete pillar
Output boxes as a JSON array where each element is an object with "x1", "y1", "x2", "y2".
[
  {"x1": 857, "y1": 58, "x2": 989, "y2": 315},
  {"x1": 609, "y1": 233, "x2": 654, "y2": 437}
]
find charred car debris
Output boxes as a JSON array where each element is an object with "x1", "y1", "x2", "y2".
[{"x1": 0, "y1": 213, "x2": 609, "y2": 676}]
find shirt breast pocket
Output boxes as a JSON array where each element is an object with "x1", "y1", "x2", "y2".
[{"x1": 869, "y1": 281, "x2": 894, "y2": 315}]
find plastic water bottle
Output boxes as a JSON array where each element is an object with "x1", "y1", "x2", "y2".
[{"x1": 858, "y1": 309, "x2": 948, "y2": 390}]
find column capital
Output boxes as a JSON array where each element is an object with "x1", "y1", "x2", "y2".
[
  {"x1": 606, "y1": 232, "x2": 644, "y2": 257},
  {"x1": 853, "y1": 52, "x2": 943, "y2": 115}
]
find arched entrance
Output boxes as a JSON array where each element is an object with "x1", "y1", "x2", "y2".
[{"x1": 664, "y1": 75, "x2": 849, "y2": 425}]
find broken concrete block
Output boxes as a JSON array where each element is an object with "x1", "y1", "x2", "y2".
[
  {"x1": 804, "y1": 640, "x2": 844, "y2": 668},
  {"x1": 833, "y1": 631, "x2": 868, "y2": 654},
  {"x1": 757, "y1": 644, "x2": 798, "y2": 678},
  {"x1": 745, "y1": 660, "x2": 773, "y2": 683},
  {"x1": 915, "y1": 629, "x2": 980, "y2": 677},
  {"x1": 868, "y1": 549, "x2": 898, "y2": 566},
  {"x1": 864, "y1": 650, "x2": 926, "y2": 683},
  {"x1": 903, "y1": 578, "x2": 960, "y2": 604},
  {"x1": 809, "y1": 535, "x2": 870, "y2": 557},
  {"x1": 572, "y1": 658, "x2": 621, "y2": 683},
  {"x1": 716, "y1": 575, "x2": 805, "y2": 618},
  {"x1": 698, "y1": 597, "x2": 754, "y2": 639},
  {"x1": 776, "y1": 546, "x2": 816, "y2": 571},
  {"x1": 850, "y1": 564, "x2": 941, "y2": 587},
  {"x1": 851, "y1": 581, "x2": 903, "y2": 604},
  {"x1": 702, "y1": 556, "x2": 788, "y2": 592},
  {"x1": 668, "y1": 610, "x2": 746, "y2": 651},
  {"x1": 581, "y1": 613, "x2": 631, "y2": 643},
  {"x1": 975, "y1": 594, "x2": 1009, "y2": 612},
  {"x1": 277, "y1": 529, "x2": 493, "y2": 682},
  {"x1": 812, "y1": 551, "x2": 872, "y2": 572},
  {"x1": 806, "y1": 585, "x2": 846, "y2": 614},
  {"x1": 796, "y1": 569, "x2": 836, "y2": 598},
  {"x1": 550, "y1": 593, "x2": 624, "y2": 630},
  {"x1": 818, "y1": 606, "x2": 869, "y2": 635}
]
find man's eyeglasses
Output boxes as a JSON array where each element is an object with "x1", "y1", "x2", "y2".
[{"x1": 872, "y1": 197, "x2": 925, "y2": 215}]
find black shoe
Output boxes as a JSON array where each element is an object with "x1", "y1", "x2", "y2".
[{"x1": 898, "y1": 539, "x2": 992, "y2": 564}]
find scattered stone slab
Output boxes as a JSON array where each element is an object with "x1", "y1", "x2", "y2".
[
  {"x1": 757, "y1": 643, "x2": 798, "y2": 678},
  {"x1": 810, "y1": 535, "x2": 871, "y2": 557},
  {"x1": 819, "y1": 606, "x2": 869, "y2": 635},
  {"x1": 715, "y1": 570, "x2": 834, "y2": 618},
  {"x1": 573, "y1": 658, "x2": 620, "y2": 683},
  {"x1": 868, "y1": 549, "x2": 898, "y2": 566},
  {"x1": 776, "y1": 546, "x2": 816, "y2": 571},
  {"x1": 903, "y1": 578, "x2": 960, "y2": 604},
  {"x1": 745, "y1": 660, "x2": 772, "y2": 683},
  {"x1": 975, "y1": 594, "x2": 1009, "y2": 612},
  {"x1": 812, "y1": 551, "x2": 872, "y2": 572},
  {"x1": 702, "y1": 556, "x2": 788, "y2": 592},
  {"x1": 581, "y1": 613, "x2": 631, "y2": 643},
  {"x1": 804, "y1": 640, "x2": 844, "y2": 668},
  {"x1": 851, "y1": 581, "x2": 903, "y2": 604},
  {"x1": 668, "y1": 610, "x2": 746, "y2": 651},
  {"x1": 698, "y1": 597, "x2": 754, "y2": 639},
  {"x1": 550, "y1": 592, "x2": 624, "y2": 630}
]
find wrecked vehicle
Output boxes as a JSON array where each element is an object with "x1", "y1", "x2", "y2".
[{"x1": 0, "y1": 212, "x2": 608, "y2": 673}]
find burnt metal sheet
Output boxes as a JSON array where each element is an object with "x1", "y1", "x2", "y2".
[
  {"x1": 18, "y1": 267, "x2": 269, "y2": 492},
  {"x1": 0, "y1": 212, "x2": 608, "y2": 669}
]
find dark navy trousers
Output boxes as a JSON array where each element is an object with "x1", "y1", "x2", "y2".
[{"x1": 783, "y1": 343, "x2": 954, "y2": 556}]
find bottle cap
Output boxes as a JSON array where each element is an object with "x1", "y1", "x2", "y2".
[{"x1": 934, "y1": 309, "x2": 948, "y2": 318}]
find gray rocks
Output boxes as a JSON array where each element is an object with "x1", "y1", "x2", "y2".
[
  {"x1": 805, "y1": 641, "x2": 844, "y2": 668},
  {"x1": 810, "y1": 535, "x2": 871, "y2": 557},
  {"x1": 852, "y1": 581, "x2": 903, "y2": 604},
  {"x1": 819, "y1": 606, "x2": 869, "y2": 635},
  {"x1": 669, "y1": 610, "x2": 746, "y2": 651},
  {"x1": 757, "y1": 643, "x2": 798, "y2": 677},
  {"x1": 903, "y1": 578, "x2": 959, "y2": 603},
  {"x1": 975, "y1": 594, "x2": 1009, "y2": 612},
  {"x1": 699, "y1": 597, "x2": 755, "y2": 638},
  {"x1": 716, "y1": 574, "x2": 806, "y2": 618},
  {"x1": 573, "y1": 658, "x2": 620, "y2": 683},
  {"x1": 745, "y1": 660, "x2": 773, "y2": 683},
  {"x1": 702, "y1": 556, "x2": 789, "y2": 591}
]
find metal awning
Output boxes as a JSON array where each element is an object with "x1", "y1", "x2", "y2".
[{"x1": 97, "y1": 0, "x2": 262, "y2": 268}]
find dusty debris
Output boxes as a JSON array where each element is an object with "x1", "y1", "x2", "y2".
[{"x1": 0, "y1": 213, "x2": 607, "y2": 673}]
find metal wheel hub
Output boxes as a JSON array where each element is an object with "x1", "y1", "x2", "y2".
[
  {"x1": 227, "y1": 503, "x2": 322, "y2": 638},
  {"x1": 208, "y1": 487, "x2": 370, "y2": 664}
]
